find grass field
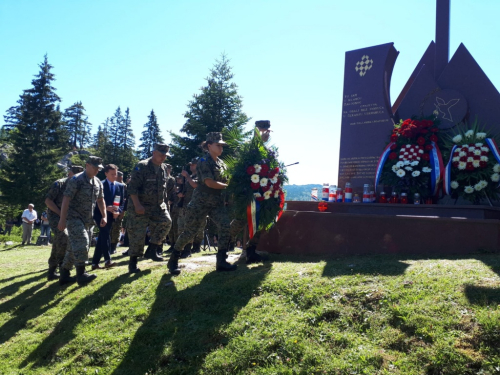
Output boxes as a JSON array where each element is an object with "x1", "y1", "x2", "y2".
[{"x1": 0, "y1": 243, "x2": 499, "y2": 374}]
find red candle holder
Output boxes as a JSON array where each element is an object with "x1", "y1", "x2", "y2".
[
  {"x1": 318, "y1": 201, "x2": 328, "y2": 212},
  {"x1": 379, "y1": 192, "x2": 387, "y2": 203},
  {"x1": 425, "y1": 198, "x2": 433, "y2": 204},
  {"x1": 390, "y1": 192, "x2": 399, "y2": 204}
]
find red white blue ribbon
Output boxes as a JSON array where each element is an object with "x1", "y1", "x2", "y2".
[
  {"x1": 443, "y1": 144, "x2": 457, "y2": 195},
  {"x1": 485, "y1": 138, "x2": 500, "y2": 164},
  {"x1": 247, "y1": 199, "x2": 260, "y2": 239},
  {"x1": 429, "y1": 141, "x2": 444, "y2": 196},
  {"x1": 374, "y1": 142, "x2": 395, "y2": 192}
]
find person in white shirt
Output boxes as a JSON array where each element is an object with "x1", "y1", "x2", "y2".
[{"x1": 21, "y1": 204, "x2": 37, "y2": 245}]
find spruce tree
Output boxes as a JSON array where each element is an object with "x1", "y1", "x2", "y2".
[
  {"x1": 63, "y1": 101, "x2": 92, "y2": 149},
  {"x1": 139, "y1": 109, "x2": 164, "y2": 159},
  {"x1": 169, "y1": 54, "x2": 250, "y2": 169},
  {"x1": 0, "y1": 55, "x2": 68, "y2": 210},
  {"x1": 117, "y1": 107, "x2": 137, "y2": 172}
]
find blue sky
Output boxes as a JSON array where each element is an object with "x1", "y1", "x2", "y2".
[{"x1": 1, "y1": 0, "x2": 499, "y2": 185}]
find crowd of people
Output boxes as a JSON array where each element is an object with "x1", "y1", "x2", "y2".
[{"x1": 37, "y1": 125, "x2": 272, "y2": 287}]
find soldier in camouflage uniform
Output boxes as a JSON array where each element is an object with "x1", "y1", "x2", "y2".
[
  {"x1": 58, "y1": 156, "x2": 107, "y2": 286},
  {"x1": 164, "y1": 164, "x2": 176, "y2": 253},
  {"x1": 167, "y1": 132, "x2": 237, "y2": 275},
  {"x1": 44, "y1": 165, "x2": 83, "y2": 283},
  {"x1": 126, "y1": 144, "x2": 173, "y2": 273},
  {"x1": 167, "y1": 174, "x2": 183, "y2": 250},
  {"x1": 178, "y1": 158, "x2": 204, "y2": 258},
  {"x1": 110, "y1": 171, "x2": 125, "y2": 253}
]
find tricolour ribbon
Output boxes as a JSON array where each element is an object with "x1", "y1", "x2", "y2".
[
  {"x1": 374, "y1": 142, "x2": 395, "y2": 191},
  {"x1": 429, "y1": 141, "x2": 444, "y2": 196},
  {"x1": 246, "y1": 199, "x2": 260, "y2": 239},
  {"x1": 485, "y1": 138, "x2": 500, "y2": 164},
  {"x1": 443, "y1": 144, "x2": 457, "y2": 195}
]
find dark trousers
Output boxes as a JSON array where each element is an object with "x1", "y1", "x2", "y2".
[{"x1": 92, "y1": 221, "x2": 112, "y2": 265}]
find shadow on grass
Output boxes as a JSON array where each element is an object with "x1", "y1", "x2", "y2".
[
  {"x1": 0, "y1": 281, "x2": 74, "y2": 345},
  {"x1": 112, "y1": 264, "x2": 271, "y2": 374},
  {"x1": 20, "y1": 270, "x2": 150, "y2": 370},
  {"x1": 0, "y1": 244, "x2": 23, "y2": 252},
  {"x1": 0, "y1": 272, "x2": 47, "y2": 299},
  {"x1": 0, "y1": 269, "x2": 45, "y2": 286}
]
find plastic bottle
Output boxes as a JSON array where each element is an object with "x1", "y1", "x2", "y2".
[
  {"x1": 328, "y1": 185, "x2": 337, "y2": 202},
  {"x1": 344, "y1": 182, "x2": 352, "y2": 203},
  {"x1": 336, "y1": 187, "x2": 343, "y2": 202},
  {"x1": 370, "y1": 190, "x2": 375, "y2": 203},
  {"x1": 311, "y1": 188, "x2": 318, "y2": 201},
  {"x1": 113, "y1": 195, "x2": 120, "y2": 207},
  {"x1": 321, "y1": 183, "x2": 329, "y2": 201},
  {"x1": 362, "y1": 184, "x2": 370, "y2": 203}
]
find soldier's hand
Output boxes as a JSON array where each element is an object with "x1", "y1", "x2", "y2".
[
  {"x1": 100, "y1": 217, "x2": 107, "y2": 227},
  {"x1": 135, "y1": 204, "x2": 145, "y2": 215},
  {"x1": 58, "y1": 222, "x2": 66, "y2": 231},
  {"x1": 181, "y1": 170, "x2": 189, "y2": 178},
  {"x1": 113, "y1": 212, "x2": 119, "y2": 219}
]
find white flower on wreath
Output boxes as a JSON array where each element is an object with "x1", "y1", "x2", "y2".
[
  {"x1": 465, "y1": 130, "x2": 474, "y2": 138},
  {"x1": 270, "y1": 176, "x2": 278, "y2": 184},
  {"x1": 392, "y1": 165, "x2": 400, "y2": 173},
  {"x1": 459, "y1": 151, "x2": 466, "y2": 157},
  {"x1": 482, "y1": 146, "x2": 489, "y2": 152},
  {"x1": 458, "y1": 162, "x2": 467, "y2": 170},
  {"x1": 410, "y1": 148, "x2": 414, "y2": 152},
  {"x1": 399, "y1": 155, "x2": 404, "y2": 159},
  {"x1": 254, "y1": 192, "x2": 262, "y2": 198},
  {"x1": 396, "y1": 161, "x2": 404, "y2": 168},
  {"x1": 251, "y1": 174, "x2": 260, "y2": 183},
  {"x1": 405, "y1": 166, "x2": 413, "y2": 171},
  {"x1": 481, "y1": 156, "x2": 489, "y2": 162},
  {"x1": 274, "y1": 190, "x2": 280, "y2": 198},
  {"x1": 422, "y1": 167, "x2": 432, "y2": 173},
  {"x1": 480, "y1": 180, "x2": 488, "y2": 189},
  {"x1": 417, "y1": 157, "x2": 421, "y2": 161},
  {"x1": 263, "y1": 190, "x2": 272, "y2": 200},
  {"x1": 406, "y1": 144, "x2": 411, "y2": 148},
  {"x1": 411, "y1": 161, "x2": 419, "y2": 166},
  {"x1": 474, "y1": 182, "x2": 483, "y2": 191},
  {"x1": 476, "y1": 132, "x2": 487, "y2": 140},
  {"x1": 260, "y1": 177, "x2": 268, "y2": 186},
  {"x1": 491, "y1": 173, "x2": 500, "y2": 182},
  {"x1": 253, "y1": 164, "x2": 262, "y2": 173},
  {"x1": 472, "y1": 160, "x2": 481, "y2": 168},
  {"x1": 404, "y1": 160, "x2": 410, "y2": 165},
  {"x1": 464, "y1": 185, "x2": 474, "y2": 194},
  {"x1": 494, "y1": 164, "x2": 500, "y2": 173},
  {"x1": 450, "y1": 181, "x2": 459, "y2": 189},
  {"x1": 474, "y1": 149, "x2": 482, "y2": 156},
  {"x1": 418, "y1": 149, "x2": 424, "y2": 154},
  {"x1": 453, "y1": 134, "x2": 463, "y2": 143},
  {"x1": 452, "y1": 156, "x2": 460, "y2": 162},
  {"x1": 475, "y1": 143, "x2": 484, "y2": 147},
  {"x1": 412, "y1": 170, "x2": 421, "y2": 177},
  {"x1": 396, "y1": 169, "x2": 406, "y2": 177},
  {"x1": 467, "y1": 157, "x2": 474, "y2": 163}
]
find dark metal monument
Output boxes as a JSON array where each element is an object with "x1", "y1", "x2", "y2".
[{"x1": 259, "y1": 0, "x2": 500, "y2": 257}]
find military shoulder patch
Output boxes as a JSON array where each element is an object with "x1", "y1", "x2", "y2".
[{"x1": 200, "y1": 158, "x2": 206, "y2": 162}]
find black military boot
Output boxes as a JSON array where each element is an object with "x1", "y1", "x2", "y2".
[
  {"x1": 165, "y1": 243, "x2": 175, "y2": 254},
  {"x1": 76, "y1": 266, "x2": 97, "y2": 286},
  {"x1": 47, "y1": 266, "x2": 60, "y2": 281},
  {"x1": 59, "y1": 267, "x2": 76, "y2": 286},
  {"x1": 216, "y1": 251, "x2": 237, "y2": 272},
  {"x1": 167, "y1": 250, "x2": 181, "y2": 275},
  {"x1": 156, "y1": 243, "x2": 164, "y2": 257},
  {"x1": 191, "y1": 242, "x2": 201, "y2": 254},
  {"x1": 246, "y1": 245, "x2": 264, "y2": 264},
  {"x1": 180, "y1": 244, "x2": 192, "y2": 259},
  {"x1": 144, "y1": 244, "x2": 163, "y2": 262},
  {"x1": 128, "y1": 256, "x2": 140, "y2": 274}
]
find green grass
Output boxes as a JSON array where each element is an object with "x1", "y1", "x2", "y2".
[{"x1": 0, "y1": 242, "x2": 499, "y2": 374}]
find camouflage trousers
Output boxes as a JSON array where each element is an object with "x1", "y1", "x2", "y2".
[
  {"x1": 63, "y1": 219, "x2": 92, "y2": 268},
  {"x1": 111, "y1": 214, "x2": 124, "y2": 244},
  {"x1": 174, "y1": 190, "x2": 230, "y2": 252},
  {"x1": 127, "y1": 204, "x2": 172, "y2": 257},
  {"x1": 230, "y1": 218, "x2": 262, "y2": 248},
  {"x1": 168, "y1": 206, "x2": 180, "y2": 243},
  {"x1": 178, "y1": 207, "x2": 204, "y2": 244},
  {"x1": 47, "y1": 216, "x2": 74, "y2": 268}
]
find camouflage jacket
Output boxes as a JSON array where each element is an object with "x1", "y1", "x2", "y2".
[
  {"x1": 184, "y1": 173, "x2": 198, "y2": 206},
  {"x1": 197, "y1": 153, "x2": 228, "y2": 187},
  {"x1": 128, "y1": 158, "x2": 168, "y2": 210},
  {"x1": 166, "y1": 175, "x2": 175, "y2": 203},
  {"x1": 46, "y1": 177, "x2": 68, "y2": 220},
  {"x1": 64, "y1": 171, "x2": 104, "y2": 226}
]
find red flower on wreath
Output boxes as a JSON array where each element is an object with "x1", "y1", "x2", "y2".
[
  {"x1": 429, "y1": 135, "x2": 438, "y2": 142},
  {"x1": 261, "y1": 183, "x2": 272, "y2": 192},
  {"x1": 425, "y1": 144, "x2": 433, "y2": 151},
  {"x1": 256, "y1": 196, "x2": 265, "y2": 202},
  {"x1": 388, "y1": 152, "x2": 397, "y2": 160},
  {"x1": 250, "y1": 182, "x2": 260, "y2": 190},
  {"x1": 431, "y1": 128, "x2": 439, "y2": 133},
  {"x1": 390, "y1": 144, "x2": 397, "y2": 150},
  {"x1": 390, "y1": 134, "x2": 398, "y2": 142},
  {"x1": 417, "y1": 137, "x2": 426, "y2": 146},
  {"x1": 246, "y1": 166, "x2": 255, "y2": 175},
  {"x1": 259, "y1": 164, "x2": 270, "y2": 177},
  {"x1": 422, "y1": 153, "x2": 430, "y2": 161}
]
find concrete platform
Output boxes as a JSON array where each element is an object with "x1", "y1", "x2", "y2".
[{"x1": 257, "y1": 202, "x2": 500, "y2": 256}]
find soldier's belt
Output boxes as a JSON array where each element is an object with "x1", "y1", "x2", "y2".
[{"x1": 197, "y1": 184, "x2": 222, "y2": 195}]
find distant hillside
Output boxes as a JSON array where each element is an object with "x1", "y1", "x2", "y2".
[{"x1": 284, "y1": 184, "x2": 324, "y2": 201}]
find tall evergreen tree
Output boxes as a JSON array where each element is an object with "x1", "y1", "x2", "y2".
[
  {"x1": 63, "y1": 101, "x2": 92, "y2": 149},
  {"x1": 139, "y1": 109, "x2": 164, "y2": 159},
  {"x1": 91, "y1": 118, "x2": 112, "y2": 162},
  {"x1": 0, "y1": 55, "x2": 68, "y2": 210},
  {"x1": 169, "y1": 54, "x2": 250, "y2": 169},
  {"x1": 117, "y1": 107, "x2": 137, "y2": 172}
]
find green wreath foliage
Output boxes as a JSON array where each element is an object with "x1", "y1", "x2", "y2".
[{"x1": 224, "y1": 129, "x2": 288, "y2": 231}]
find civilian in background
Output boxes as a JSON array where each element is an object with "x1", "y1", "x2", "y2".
[
  {"x1": 40, "y1": 211, "x2": 51, "y2": 244},
  {"x1": 4, "y1": 218, "x2": 15, "y2": 235},
  {"x1": 21, "y1": 204, "x2": 37, "y2": 245}
]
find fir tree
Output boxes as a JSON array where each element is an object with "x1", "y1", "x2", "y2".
[
  {"x1": 139, "y1": 109, "x2": 164, "y2": 159},
  {"x1": 0, "y1": 55, "x2": 68, "y2": 210},
  {"x1": 169, "y1": 54, "x2": 250, "y2": 169},
  {"x1": 63, "y1": 101, "x2": 92, "y2": 149}
]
